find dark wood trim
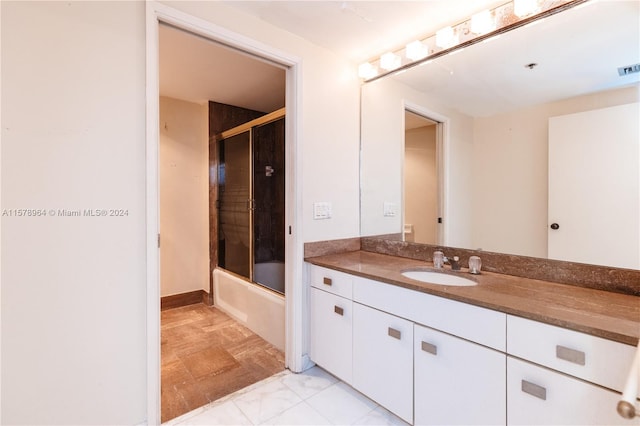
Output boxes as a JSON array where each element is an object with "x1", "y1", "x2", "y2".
[{"x1": 161, "y1": 290, "x2": 209, "y2": 311}]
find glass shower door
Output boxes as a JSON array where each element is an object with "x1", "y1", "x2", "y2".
[
  {"x1": 218, "y1": 130, "x2": 252, "y2": 280},
  {"x1": 252, "y1": 118, "x2": 285, "y2": 293}
]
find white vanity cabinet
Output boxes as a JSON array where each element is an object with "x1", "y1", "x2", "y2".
[
  {"x1": 309, "y1": 266, "x2": 354, "y2": 384},
  {"x1": 350, "y1": 274, "x2": 506, "y2": 425},
  {"x1": 414, "y1": 324, "x2": 506, "y2": 425},
  {"x1": 353, "y1": 302, "x2": 414, "y2": 424},
  {"x1": 506, "y1": 315, "x2": 639, "y2": 425},
  {"x1": 307, "y1": 263, "x2": 636, "y2": 426}
]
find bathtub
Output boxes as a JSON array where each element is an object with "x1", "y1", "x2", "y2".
[{"x1": 213, "y1": 268, "x2": 285, "y2": 351}]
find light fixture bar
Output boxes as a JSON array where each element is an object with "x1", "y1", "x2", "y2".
[
  {"x1": 359, "y1": 0, "x2": 590, "y2": 82},
  {"x1": 470, "y1": 10, "x2": 496, "y2": 35}
]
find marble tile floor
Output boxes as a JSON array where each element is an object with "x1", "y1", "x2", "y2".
[
  {"x1": 164, "y1": 366, "x2": 409, "y2": 426},
  {"x1": 162, "y1": 303, "x2": 286, "y2": 423}
]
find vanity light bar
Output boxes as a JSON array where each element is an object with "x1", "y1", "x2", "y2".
[
  {"x1": 470, "y1": 9, "x2": 496, "y2": 35},
  {"x1": 358, "y1": 0, "x2": 589, "y2": 81},
  {"x1": 380, "y1": 52, "x2": 401, "y2": 71}
]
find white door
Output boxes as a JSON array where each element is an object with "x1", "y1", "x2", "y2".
[
  {"x1": 548, "y1": 103, "x2": 639, "y2": 269},
  {"x1": 352, "y1": 303, "x2": 414, "y2": 424},
  {"x1": 309, "y1": 288, "x2": 353, "y2": 384},
  {"x1": 414, "y1": 324, "x2": 506, "y2": 425}
]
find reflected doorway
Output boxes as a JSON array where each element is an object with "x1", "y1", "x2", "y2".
[{"x1": 404, "y1": 110, "x2": 442, "y2": 244}]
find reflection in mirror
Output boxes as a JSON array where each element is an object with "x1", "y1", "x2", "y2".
[
  {"x1": 404, "y1": 111, "x2": 441, "y2": 245},
  {"x1": 360, "y1": 0, "x2": 640, "y2": 269}
]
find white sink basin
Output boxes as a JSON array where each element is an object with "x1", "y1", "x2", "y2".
[{"x1": 401, "y1": 270, "x2": 477, "y2": 286}]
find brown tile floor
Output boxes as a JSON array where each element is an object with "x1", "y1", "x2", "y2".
[{"x1": 161, "y1": 303, "x2": 285, "y2": 423}]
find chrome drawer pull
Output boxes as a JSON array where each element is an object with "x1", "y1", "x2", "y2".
[
  {"x1": 323, "y1": 277, "x2": 332, "y2": 286},
  {"x1": 522, "y1": 380, "x2": 547, "y2": 400},
  {"x1": 556, "y1": 345, "x2": 586, "y2": 366},
  {"x1": 334, "y1": 305, "x2": 344, "y2": 316},
  {"x1": 421, "y1": 341, "x2": 438, "y2": 355},
  {"x1": 388, "y1": 327, "x2": 402, "y2": 340}
]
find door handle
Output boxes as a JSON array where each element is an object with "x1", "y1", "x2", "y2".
[
  {"x1": 556, "y1": 345, "x2": 586, "y2": 366},
  {"x1": 334, "y1": 305, "x2": 344, "y2": 316},
  {"x1": 522, "y1": 380, "x2": 547, "y2": 400},
  {"x1": 323, "y1": 277, "x2": 332, "y2": 286},
  {"x1": 388, "y1": 327, "x2": 401, "y2": 340},
  {"x1": 550, "y1": 223, "x2": 559, "y2": 230},
  {"x1": 421, "y1": 341, "x2": 438, "y2": 355}
]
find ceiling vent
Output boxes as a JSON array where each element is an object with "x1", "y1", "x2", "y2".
[{"x1": 617, "y1": 63, "x2": 640, "y2": 76}]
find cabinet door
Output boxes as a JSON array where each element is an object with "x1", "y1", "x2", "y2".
[
  {"x1": 415, "y1": 324, "x2": 506, "y2": 425},
  {"x1": 353, "y1": 303, "x2": 413, "y2": 424},
  {"x1": 507, "y1": 357, "x2": 633, "y2": 425},
  {"x1": 310, "y1": 287, "x2": 352, "y2": 384}
]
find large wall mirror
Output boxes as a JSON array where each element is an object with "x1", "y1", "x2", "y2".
[{"x1": 360, "y1": 0, "x2": 639, "y2": 269}]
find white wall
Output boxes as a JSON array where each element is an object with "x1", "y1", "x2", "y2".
[
  {"x1": 471, "y1": 85, "x2": 639, "y2": 257},
  {"x1": 1, "y1": 1, "x2": 361, "y2": 423},
  {"x1": 159, "y1": 96, "x2": 209, "y2": 297},
  {"x1": 1, "y1": 1, "x2": 147, "y2": 424}
]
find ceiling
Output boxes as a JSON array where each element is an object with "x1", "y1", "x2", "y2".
[
  {"x1": 159, "y1": 1, "x2": 505, "y2": 111},
  {"x1": 159, "y1": 24, "x2": 286, "y2": 112},
  {"x1": 223, "y1": 1, "x2": 506, "y2": 63},
  {"x1": 159, "y1": 1, "x2": 639, "y2": 116}
]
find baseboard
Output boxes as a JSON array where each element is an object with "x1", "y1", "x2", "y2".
[{"x1": 161, "y1": 289, "x2": 209, "y2": 310}]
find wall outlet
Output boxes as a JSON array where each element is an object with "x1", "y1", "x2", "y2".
[{"x1": 313, "y1": 202, "x2": 332, "y2": 220}]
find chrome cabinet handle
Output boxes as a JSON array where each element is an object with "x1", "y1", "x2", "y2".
[
  {"x1": 334, "y1": 305, "x2": 344, "y2": 316},
  {"x1": 323, "y1": 277, "x2": 332, "y2": 286},
  {"x1": 522, "y1": 380, "x2": 547, "y2": 400},
  {"x1": 556, "y1": 345, "x2": 586, "y2": 366},
  {"x1": 421, "y1": 341, "x2": 438, "y2": 355},
  {"x1": 388, "y1": 327, "x2": 401, "y2": 340}
]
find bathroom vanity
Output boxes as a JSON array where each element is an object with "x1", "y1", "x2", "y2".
[{"x1": 306, "y1": 250, "x2": 640, "y2": 425}]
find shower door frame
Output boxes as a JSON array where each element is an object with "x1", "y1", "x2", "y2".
[
  {"x1": 145, "y1": 3, "x2": 304, "y2": 424},
  {"x1": 216, "y1": 108, "x2": 286, "y2": 289}
]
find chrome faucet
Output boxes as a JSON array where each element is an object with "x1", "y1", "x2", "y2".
[{"x1": 444, "y1": 255, "x2": 461, "y2": 271}]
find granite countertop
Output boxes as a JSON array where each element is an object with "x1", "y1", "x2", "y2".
[{"x1": 306, "y1": 250, "x2": 640, "y2": 346}]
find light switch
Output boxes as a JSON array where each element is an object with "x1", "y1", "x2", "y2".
[
  {"x1": 313, "y1": 202, "x2": 332, "y2": 220},
  {"x1": 383, "y1": 202, "x2": 397, "y2": 217}
]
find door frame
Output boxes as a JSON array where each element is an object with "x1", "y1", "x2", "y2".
[{"x1": 145, "y1": 2, "x2": 303, "y2": 423}]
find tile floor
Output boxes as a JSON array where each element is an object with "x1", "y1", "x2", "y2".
[
  {"x1": 162, "y1": 304, "x2": 285, "y2": 422},
  {"x1": 164, "y1": 366, "x2": 409, "y2": 426}
]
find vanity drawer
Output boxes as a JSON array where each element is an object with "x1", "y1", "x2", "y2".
[
  {"x1": 507, "y1": 315, "x2": 638, "y2": 395},
  {"x1": 507, "y1": 356, "x2": 629, "y2": 425},
  {"x1": 353, "y1": 276, "x2": 506, "y2": 351},
  {"x1": 308, "y1": 264, "x2": 353, "y2": 299}
]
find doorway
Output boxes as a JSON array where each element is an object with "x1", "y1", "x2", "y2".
[
  {"x1": 403, "y1": 110, "x2": 443, "y2": 245},
  {"x1": 147, "y1": 6, "x2": 302, "y2": 423}
]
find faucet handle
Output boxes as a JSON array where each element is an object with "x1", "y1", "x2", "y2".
[{"x1": 469, "y1": 256, "x2": 482, "y2": 274}]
